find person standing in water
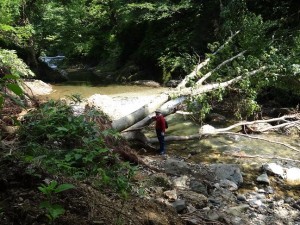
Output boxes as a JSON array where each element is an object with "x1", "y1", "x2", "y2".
[{"x1": 153, "y1": 110, "x2": 166, "y2": 155}]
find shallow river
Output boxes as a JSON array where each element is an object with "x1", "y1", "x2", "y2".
[{"x1": 46, "y1": 83, "x2": 300, "y2": 196}]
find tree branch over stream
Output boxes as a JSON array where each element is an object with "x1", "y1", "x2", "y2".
[
  {"x1": 197, "y1": 50, "x2": 246, "y2": 85},
  {"x1": 176, "y1": 31, "x2": 240, "y2": 90}
]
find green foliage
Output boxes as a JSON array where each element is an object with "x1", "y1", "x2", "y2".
[
  {"x1": 121, "y1": 1, "x2": 196, "y2": 22},
  {"x1": 38, "y1": 180, "x2": 75, "y2": 199},
  {"x1": 18, "y1": 100, "x2": 98, "y2": 149},
  {"x1": 159, "y1": 52, "x2": 197, "y2": 83},
  {"x1": 0, "y1": 49, "x2": 34, "y2": 78},
  {"x1": 19, "y1": 99, "x2": 136, "y2": 197},
  {"x1": 0, "y1": 49, "x2": 35, "y2": 109},
  {"x1": 187, "y1": 94, "x2": 212, "y2": 123},
  {"x1": 98, "y1": 162, "x2": 138, "y2": 199},
  {"x1": 38, "y1": 180, "x2": 75, "y2": 223}
]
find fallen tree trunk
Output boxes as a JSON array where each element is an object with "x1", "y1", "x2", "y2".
[
  {"x1": 115, "y1": 66, "x2": 267, "y2": 133},
  {"x1": 123, "y1": 96, "x2": 186, "y2": 132},
  {"x1": 111, "y1": 32, "x2": 245, "y2": 133},
  {"x1": 147, "y1": 134, "x2": 200, "y2": 143},
  {"x1": 111, "y1": 93, "x2": 169, "y2": 131}
]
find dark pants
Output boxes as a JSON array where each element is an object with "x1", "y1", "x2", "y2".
[{"x1": 156, "y1": 129, "x2": 165, "y2": 154}]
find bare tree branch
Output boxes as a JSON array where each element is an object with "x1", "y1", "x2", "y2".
[
  {"x1": 171, "y1": 66, "x2": 267, "y2": 97},
  {"x1": 197, "y1": 50, "x2": 246, "y2": 85},
  {"x1": 216, "y1": 114, "x2": 300, "y2": 132},
  {"x1": 176, "y1": 31, "x2": 240, "y2": 90}
]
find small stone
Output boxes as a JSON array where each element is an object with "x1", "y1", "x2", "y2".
[
  {"x1": 237, "y1": 194, "x2": 247, "y2": 201},
  {"x1": 172, "y1": 199, "x2": 186, "y2": 212},
  {"x1": 257, "y1": 173, "x2": 270, "y2": 185}
]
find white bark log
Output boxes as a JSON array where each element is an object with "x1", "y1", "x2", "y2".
[
  {"x1": 216, "y1": 114, "x2": 300, "y2": 133},
  {"x1": 148, "y1": 134, "x2": 200, "y2": 143},
  {"x1": 110, "y1": 33, "x2": 265, "y2": 134},
  {"x1": 112, "y1": 93, "x2": 169, "y2": 131},
  {"x1": 114, "y1": 66, "x2": 267, "y2": 133}
]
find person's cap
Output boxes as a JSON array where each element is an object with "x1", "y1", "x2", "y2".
[{"x1": 155, "y1": 110, "x2": 161, "y2": 113}]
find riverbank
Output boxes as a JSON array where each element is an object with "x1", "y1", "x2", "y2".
[{"x1": 4, "y1": 79, "x2": 299, "y2": 225}]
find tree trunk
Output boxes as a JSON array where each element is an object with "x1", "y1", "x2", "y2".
[{"x1": 112, "y1": 93, "x2": 169, "y2": 131}]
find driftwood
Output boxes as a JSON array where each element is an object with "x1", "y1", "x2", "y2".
[{"x1": 214, "y1": 114, "x2": 300, "y2": 133}]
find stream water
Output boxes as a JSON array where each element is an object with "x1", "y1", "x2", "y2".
[{"x1": 46, "y1": 82, "x2": 300, "y2": 197}]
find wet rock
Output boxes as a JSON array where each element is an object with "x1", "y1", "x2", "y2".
[
  {"x1": 246, "y1": 122, "x2": 273, "y2": 133},
  {"x1": 257, "y1": 173, "x2": 270, "y2": 185},
  {"x1": 165, "y1": 80, "x2": 181, "y2": 87},
  {"x1": 132, "y1": 80, "x2": 161, "y2": 87}
]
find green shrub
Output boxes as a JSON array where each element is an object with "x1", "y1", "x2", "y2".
[{"x1": 18, "y1": 99, "x2": 136, "y2": 197}]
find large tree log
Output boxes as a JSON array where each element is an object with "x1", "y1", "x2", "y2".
[
  {"x1": 108, "y1": 32, "x2": 269, "y2": 134},
  {"x1": 118, "y1": 66, "x2": 267, "y2": 133},
  {"x1": 112, "y1": 93, "x2": 169, "y2": 131},
  {"x1": 123, "y1": 96, "x2": 186, "y2": 132}
]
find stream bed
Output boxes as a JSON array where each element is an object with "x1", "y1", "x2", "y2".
[{"x1": 45, "y1": 82, "x2": 300, "y2": 198}]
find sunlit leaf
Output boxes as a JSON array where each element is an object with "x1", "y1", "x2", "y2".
[{"x1": 7, "y1": 83, "x2": 23, "y2": 95}]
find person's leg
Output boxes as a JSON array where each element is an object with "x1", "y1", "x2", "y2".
[
  {"x1": 160, "y1": 134, "x2": 165, "y2": 155},
  {"x1": 156, "y1": 129, "x2": 165, "y2": 154}
]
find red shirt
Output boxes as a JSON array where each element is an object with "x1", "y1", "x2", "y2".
[{"x1": 155, "y1": 115, "x2": 166, "y2": 132}]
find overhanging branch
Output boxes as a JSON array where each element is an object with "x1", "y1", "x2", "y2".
[
  {"x1": 197, "y1": 50, "x2": 246, "y2": 85},
  {"x1": 176, "y1": 31, "x2": 240, "y2": 90}
]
